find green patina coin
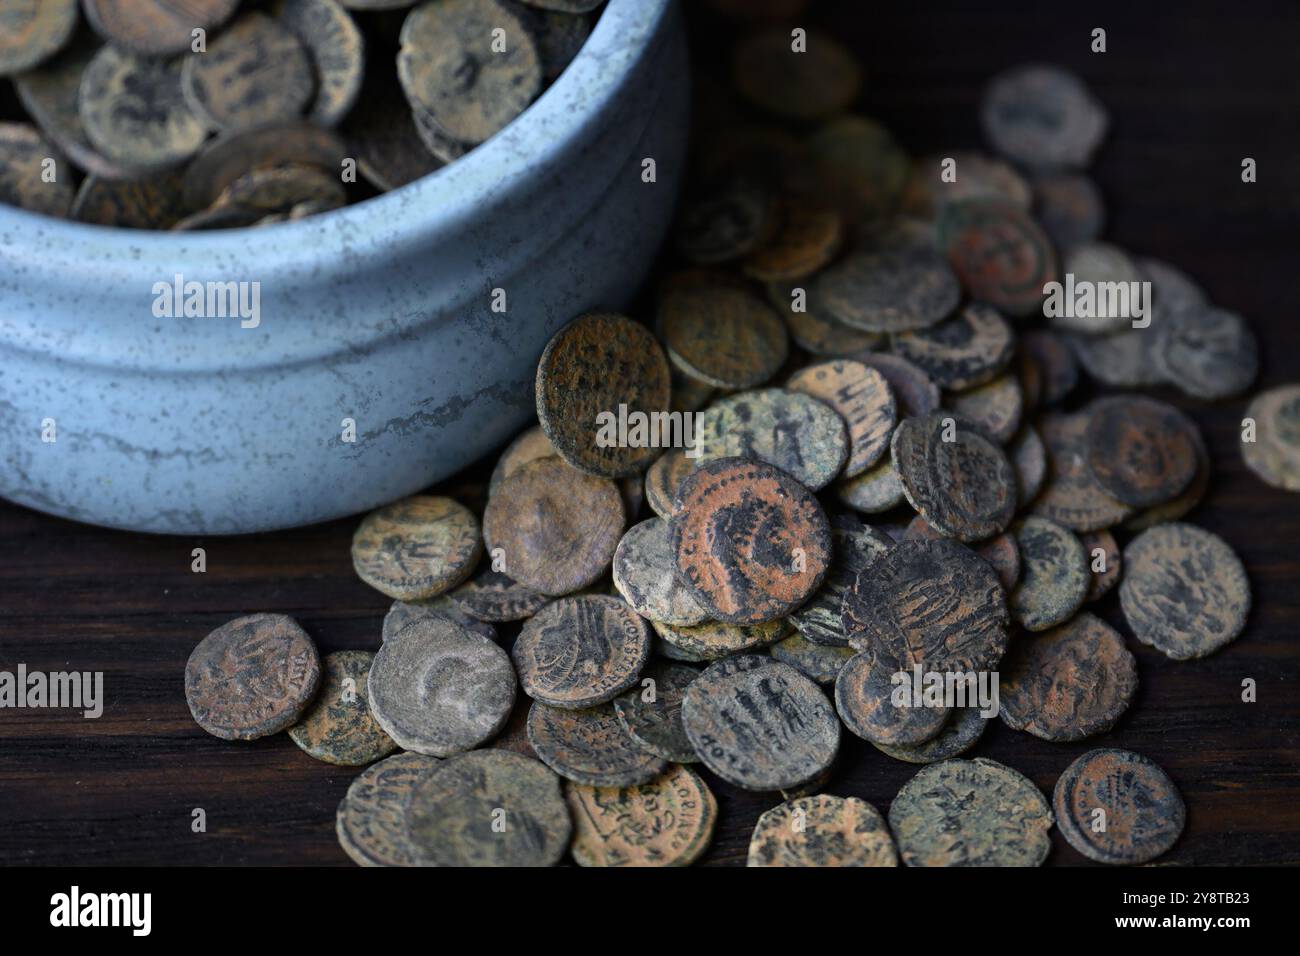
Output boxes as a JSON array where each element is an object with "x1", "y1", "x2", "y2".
[
  {"x1": 611, "y1": 660, "x2": 700, "y2": 764},
  {"x1": 289, "y1": 650, "x2": 398, "y2": 765},
  {"x1": 771, "y1": 632, "x2": 856, "y2": 684},
  {"x1": 790, "y1": 514, "x2": 893, "y2": 647},
  {"x1": 1009, "y1": 516, "x2": 1089, "y2": 632},
  {"x1": 651, "y1": 617, "x2": 790, "y2": 661},
  {"x1": 351, "y1": 495, "x2": 482, "y2": 601}
]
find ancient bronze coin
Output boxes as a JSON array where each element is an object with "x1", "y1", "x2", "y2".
[
  {"x1": 1084, "y1": 396, "x2": 1199, "y2": 508},
  {"x1": 1019, "y1": 330, "x2": 1078, "y2": 406},
  {"x1": 1120, "y1": 523, "x2": 1250, "y2": 660},
  {"x1": 351, "y1": 495, "x2": 482, "y2": 600},
  {"x1": 185, "y1": 613, "x2": 322, "y2": 741},
  {"x1": 1009, "y1": 424, "x2": 1047, "y2": 507},
  {"x1": 215, "y1": 162, "x2": 346, "y2": 212},
  {"x1": 613, "y1": 518, "x2": 709, "y2": 627},
  {"x1": 405, "y1": 749, "x2": 570, "y2": 866},
  {"x1": 671, "y1": 457, "x2": 832, "y2": 624},
  {"x1": 681, "y1": 655, "x2": 840, "y2": 791},
  {"x1": 834, "y1": 457, "x2": 906, "y2": 514},
  {"x1": 938, "y1": 199, "x2": 1058, "y2": 317},
  {"x1": 1000, "y1": 613, "x2": 1137, "y2": 742},
  {"x1": 79, "y1": 47, "x2": 208, "y2": 173},
  {"x1": 409, "y1": 99, "x2": 471, "y2": 163},
  {"x1": 336, "y1": 751, "x2": 440, "y2": 867},
  {"x1": 652, "y1": 617, "x2": 789, "y2": 661},
  {"x1": 611, "y1": 661, "x2": 699, "y2": 763},
  {"x1": 71, "y1": 170, "x2": 189, "y2": 229},
  {"x1": 383, "y1": 595, "x2": 497, "y2": 644},
  {"x1": 347, "y1": 84, "x2": 442, "y2": 190},
  {"x1": 0, "y1": 0, "x2": 77, "y2": 75},
  {"x1": 853, "y1": 351, "x2": 941, "y2": 418},
  {"x1": 83, "y1": 0, "x2": 240, "y2": 58},
  {"x1": 835, "y1": 651, "x2": 948, "y2": 747},
  {"x1": 1009, "y1": 516, "x2": 1089, "y2": 632},
  {"x1": 1155, "y1": 304, "x2": 1259, "y2": 401},
  {"x1": 694, "y1": 389, "x2": 848, "y2": 490},
  {"x1": 368, "y1": 614, "x2": 516, "y2": 756},
  {"x1": 182, "y1": 121, "x2": 348, "y2": 208},
  {"x1": 527, "y1": 701, "x2": 667, "y2": 787},
  {"x1": 767, "y1": 280, "x2": 884, "y2": 356},
  {"x1": 567, "y1": 764, "x2": 716, "y2": 867},
  {"x1": 644, "y1": 448, "x2": 695, "y2": 519},
  {"x1": 1124, "y1": 421, "x2": 1211, "y2": 532},
  {"x1": 890, "y1": 758, "x2": 1054, "y2": 866},
  {"x1": 1067, "y1": 327, "x2": 1167, "y2": 388},
  {"x1": 903, "y1": 150, "x2": 1031, "y2": 217},
  {"x1": 1032, "y1": 171, "x2": 1104, "y2": 249},
  {"x1": 273, "y1": 0, "x2": 365, "y2": 126},
  {"x1": 892, "y1": 303, "x2": 1015, "y2": 391},
  {"x1": 742, "y1": 199, "x2": 844, "y2": 281},
  {"x1": 747, "y1": 795, "x2": 898, "y2": 867},
  {"x1": 661, "y1": 285, "x2": 789, "y2": 389},
  {"x1": 842, "y1": 537, "x2": 1009, "y2": 672},
  {"x1": 1080, "y1": 529, "x2": 1121, "y2": 601},
  {"x1": 981, "y1": 64, "x2": 1107, "y2": 169},
  {"x1": 398, "y1": 0, "x2": 541, "y2": 144},
  {"x1": 447, "y1": 569, "x2": 547, "y2": 623},
  {"x1": 1049, "y1": 242, "x2": 1144, "y2": 334},
  {"x1": 813, "y1": 245, "x2": 960, "y2": 333},
  {"x1": 791, "y1": 515, "x2": 893, "y2": 647},
  {"x1": 808, "y1": 115, "x2": 909, "y2": 223},
  {"x1": 0, "y1": 122, "x2": 74, "y2": 217},
  {"x1": 489, "y1": 696, "x2": 538, "y2": 759},
  {"x1": 872, "y1": 707, "x2": 991, "y2": 764},
  {"x1": 536, "y1": 312, "x2": 672, "y2": 478},
  {"x1": 732, "y1": 27, "x2": 860, "y2": 121},
  {"x1": 482, "y1": 456, "x2": 624, "y2": 596},
  {"x1": 1242, "y1": 385, "x2": 1300, "y2": 491},
  {"x1": 787, "y1": 359, "x2": 896, "y2": 477},
  {"x1": 1031, "y1": 412, "x2": 1133, "y2": 532},
  {"x1": 891, "y1": 412, "x2": 1018, "y2": 542},
  {"x1": 488, "y1": 424, "x2": 558, "y2": 492},
  {"x1": 947, "y1": 373, "x2": 1024, "y2": 445},
  {"x1": 903, "y1": 516, "x2": 1020, "y2": 593},
  {"x1": 771, "y1": 633, "x2": 855, "y2": 685},
  {"x1": 675, "y1": 176, "x2": 777, "y2": 265},
  {"x1": 288, "y1": 650, "x2": 398, "y2": 765},
  {"x1": 512, "y1": 595, "x2": 650, "y2": 709},
  {"x1": 1054, "y1": 748, "x2": 1184, "y2": 864}
]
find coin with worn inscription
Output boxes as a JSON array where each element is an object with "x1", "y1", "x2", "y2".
[
  {"x1": 834, "y1": 457, "x2": 906, "y2": 514},
  {"x1": 351, "y1": 495, "x2": 481, "y2": 600},
  {"x1": 771, "y1": 633, "x2": 855, "y2": 684},
  {"x1": 405, "y1": 749, "x2": 570, "y2": 866},
  {"x1": 0, "y1": 0, "x2": 77, "y2": 75},
  {"x1": 732, "y1": 27, "x2": 860, "y2": 121},
  {"x1": 185, "y1": 613, "x2": 323, "y2": 741},
  {"x1": 747, "y1": 795, "x2": 898, "y2": 867},
  {"x1": 814, "y1": 246, "x2": 960, "y2": 333},
  {"x1": 694, "y1": 389, "x2": 848, "y2": 490},
  {"x1": 527, "y1": 701, "x2": 667, "y2": 787},
  {"x1": 182, "y1": 121, "x2": 348, "y2": 208},
  {"x1": 513, "y1": 595, "x2": 650, "y2": 709},
  {"x1": 902, "y1": 516, "x2": 1020, "y2": 593},
  {"x1": 613, "y1": 518, "x2": 709, "y2": 626},
  {"x1": 1120, "y1": 523, "x2": 1250, "y2": 659},
  {"x1": 889, "y1": 758, "x2": 1054, "y2": 867},
  {"x1": 671, "y1": 457, "x2": 831, "y2": 624},
  {"x1": 1009, "y1": 516, "x2": 1089, "y2": 632},
  {"x1": 767, "y1": 280, "x2": 884, "y2": 356},
  {"x1": 1053, "y1": 749, "x2": 1184, "y2": 864},
  {"x1": 0, "y1": 122, "x2": 74, "y2": 216},
  {"x1": 791, "y1": 515, "x2": 893, "y2": 647},
  {"x1": 273, "y1": 0, "x2": 365, "y2": 126},
  {"x1": 1080, "y1": 529, "x2": 1121, "y2": 600},
  {"x1": 1242, "y1": 385, "x2": 1300, "y2": 491},
  {"x1": 947, "y1": 373, "x2": 1024, "y2": 444},
  {"x1": 644, "y1": 448, "x2": 695, "y2": 518},
  {"x1": 787, "y1": 360, "x2": 896, "y2": 477},
  {"x1": 939, "y1": 199, "x2": 1057, "y2": 317},
  {"x1": 70, "y1": 170, "x2": 189, "y2": 229},
  {"x1": 661, "y1": 285, "x2": 789, "y2": 389},
  {"x1": 288, "y1": 650, "x2": 397, "y2": 765},
  {"x1": 835, "y1": 651, "x2": 948, "y2": 747},
  {"x1": 853, "y1": 352, "x2": 941, "y2": 418},
  {"x1": 1124, "y1": 421, "x2": 1211, "y2": 532},
  {"x1": 981, "y1": 64, "x2": 1107, "y2": 169},
  {"x1": 83, "y1": 0, "x2": 241, "y2": 58},
  {"x1": 611, "y1": 661, "x2": 699, "y2": 763},
  {"x1": 682, "y1": 655, "x2": 840, "y2": 791},
  {"x1": 742, "y1": 199, "x2": 844, "y2": 281},
  {"x1": 567, "y1": 764, "x2": 716, "y2": 867},
  {"x1": 1155, "y1": 304, "x2": 1259, "y2": 401},
  {"x1": 652, "y1": 617, "x2": 789, "y2": 661},
  {"x1": 1032, "y1": 171, "x2": 1104, "y2": 249},
  {"x1": 448, "y1": 569, "x2": 547, "y2": 623},
  {"x1": 336, "y1": 751, "x2": 440, "y2": 867},
  {"x1": 1084, "y1": 396, "x2": 1199, "y2": 507},
  {"x1": 871, "y1": 707, "x2": 990, "y2": 764},
  {"x1": 368, "y1": 614, "x2": 516, "y2": 756},
  {"x1": 892, "y1": 303, "x2": 1015, "y2": 391},
  {"x1": 1031, "y1": 412, "x2": 1133, "y2": 531}
]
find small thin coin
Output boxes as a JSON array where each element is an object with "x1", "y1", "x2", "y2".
[
  {"x1": 693, "y1": 389, "x2": 848, "y2": 491},
  {"x1": 1032, "y1": 171, "x2": 1104, "y2": 249},
  {"x1": 82, "y1": 0, "x2": 240, "y2": 58},
  {"x1": 871, "y1": 707, "x2": 991, "y2": 764},
  {"x1": 892, "y1": 303, "x2": 1015, "y2": 391},
  {"x1": 405, "y1": 750, "x2": 570, "y2": 866},
  {"x1": 771, "y1": 633, "x2": 856, "y2": 684},
  {"x1": 613, "y1": 518, "x2": 709, "y2": 626},
  {"x1": 288, "y1": 650, "x2": 398, "y2": 765},
  {"x1": 644, "y1": 448, "x2": 695, "y2": 518},
  {"x1": 1009, "y1": 424, "x2": 1047, "y2": 507},
  {"x1": 1154, "y1": 304, "x2": 1259, "y2": 401},
  {"x1": 834, "y1": 456, "x2": 906, "y2": 514},
  {"x1": 1241, "y1": 385, "x2": 1300, "y2": 491},
  {"x1": 1009, "y1": 516, "x2": 1089, "y2": 632},
  {"x1": 651, "y1": 617, "x2": 789, "y2": 661},
  {"x1": 482, "y1": 457, "x2": 624, "y2": 596},
  {"x1": 1081, "y1": 529, "x2": 1122, "y2": 601},
  {"x1": 1030, "y1": 412, "x2": 1133, "y2": 532},
  {"x1": 612, "y1": 661, "x2": 699, "y2": 763},
  {"x1": 671, "y1": 457, "x2": 832, "y2": 624},
  {"x1": 1054, "y1": 749, "x2": 1185, "y2": 865},
  {"x1": 383, "y1": 596, "x2": 497, "y2": 644},
  {"x1": 1067, "y1": 327, "x2": 1167, "y2": 388},
  {"x1": 172, "y1": 204, "x2": 263, "y2": 230},
  {"x1": 741, "y1": 198, "x2": 844, "y2": 281},
  {"x1": 747, "y1": 795, "x2": 898, "y2": 867},
  {"x1": 902, "y1": 516, "x2": 1020, "y2": 593},
  {"x1": 981, "y1": 64, "x2": 1107, "y2": 169},
  {"x1": 215, "y1": 162, "x2": 346, "y2": 212},
  {"x1": 0, "y1": 122, "x2": 74, "y2": 216},
  {"x1": 946, "y1": 372, "x2": 1024, "y2": 444},
  {"x1": 767, "y1": 280, "x2": 885, "y2": 356},
  {"x1": 732, "y1": 27, "x2": 860, "y2": 121},
  {"x1": 787, "y1": 359, "x2": 897, "y2": 477},
  {"x1": 675, "y1": 176, "x2": 776, "y2": 265},
  {"x1": 512, "y1": 595, "x2": 650, "y2": 709},
  {"x1": 185, "y1": 613, "x2": 323, "y2": 741},
  {"x1": 853, "y1": 352, "x2": 941, "y2": 417},
  {"x1": 1019, "y1": 330, "x2": 1078, "y2": 405},
  {"x1": 182, "y1": 122, "x2": 348, "y2": 209},
  {"x1": 661, "y1": 285, "x2": 789, "y2": 389},
  {"x1": 790, "y1": 515, "x2": 893, "y2": 647},
  {"x1": 808, "y1": 115, "x2": 909, "y2": 223},
  {"x1": 938, "y1": 199, "x2": 1058, "y2": 317},
  {"x1": 527, "y1": 702, "x2": 667, "y2": 788},
  {"x1": 835, "y1": 651, "x2": 948, "y2": 747},
  {"x1": 368, "y1": 614, "x2": 516, "y2": 756},
  {"x1": 567, "y1": 764, "x2": 717, "y2": 867},
  {"x1": 1084, "y1": 396, "x2": 1199, "y2": 507},
  {"x1": 273, "y1": 0, "x2": 365, "y2": 126},
  {"x1": 813, "y1": 245, "x2": 960, "y2": 333},
  {"x1": 535, "y1": 312, "x2": 672, "y2": 478},
  {"x1": 0, "y1": 0, "x2": 78, "y2": 75},
  {"x1": 1120, "y1": 523, "x2": 1250, "y2": 660},
  {"x1": 351, "y1": 495, "x2": 482, "y2": 600},
  {"x1": 71, "y1": 170, "x2": 189, "y2": 229},
  {"x1": 1124, "y1": 422, "x2": 1212, "y2": 532},
  {"x1": 336, "y1": 752, "x2": 440, "y2": 867},
  {"x1": 447, "y1": 569, "x2": 547, "y2": 623},
  {"x1": 681, "y1": 655, "x2": 840, "y2": 791}
]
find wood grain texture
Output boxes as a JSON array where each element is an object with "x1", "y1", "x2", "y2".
[{"x1": 2, "y1": 0, "x2": 1299, "y2": 865}]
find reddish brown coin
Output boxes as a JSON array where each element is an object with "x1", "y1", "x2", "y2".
[
  {"x1": 902, "y1": 516, "x2": 1020, "y2": 593},
  {"x1": 644, "y1": 448, "x2": 695, "y2": 518},
  {"x1": 1080, "y1": 529, "x2": 1121, "y2": 601},
  {"x1": 1083, "y1": 396, "x2": 1200, "y2": 508},
  {"x1": 1031, "y1": 412, "x2": 1133, "y2": 532},
  {"x1": 835, "y1": 651, "x2": 949, "y2": 747},
  {"x1": 938, "y1": 199, "x2": 1058, "y2": 317},
  {"x1": 1054, "y1": 749, "x2": 1185, "y2": 864},
  {"x1": 741, "y1": 198, "x2": 844, "y2": 281},
  {"x1": 787, "y1": 359, "x2": 897, "y2": 477},
  {"x1": 660, "y1": 284, "x2": 789, "y2": 389}
]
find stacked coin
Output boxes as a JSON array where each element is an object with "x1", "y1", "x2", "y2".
[{"x1": 0, "y1": 0, "x2": 601, "y2": 227}]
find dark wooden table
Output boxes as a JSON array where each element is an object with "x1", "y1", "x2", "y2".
[{"x1": 3, "y1": 0, "x2": 1299, "y2": 866}]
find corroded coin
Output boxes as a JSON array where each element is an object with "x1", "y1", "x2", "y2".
[
  {"x1": 808, "y1": 115, "x2": 909, "y2": 222},
  {"x1": 787, "y1": 360, "x2": 896, "y2": 477},
  {"x1": 536, "y1": 312, "x2": 672, "y2": 478},
  {"x1": 405, "y1": 749, "x2": 570, "y2": 866},
  {"x1": 185, "y1": 613, "x2": 322, "y2": 741},
  {"x1": 347, "y1": 84, "x2": 442, "y2": 190},
  {"x1": 351, "y1": 495, "x2": 481, "y2": 600},
  {"x1": 1009, "y1": 516, "x2": 1089, "y2": 632},
  {"x1": 661, "y1": 285, "x2": 789, "y2": 389},
  {"x1": 681, "y1": 655, "x2": 840, "y2": 791},
  {"x1": 747, "y1": 795, "x2": 898, "y2": 867},
  {"x1": 71, "y1": 170, "x2": 189, "y2": 229},
  {"x1": 273, "y1": 0, "x2": 365, "y2": 126},
  {"x1": 771, "y1": 633, "x2": 855, "y2": 684},
  {"x1": 1031, "y1": 412, "x2": 1133, "y2": 532},
  {"x1": 0, "y1": 0, "x2": 77, "y2": 75},
  {"x1": 1242, "y1": 385, "x2": 1300, "y2": 491},
  {"x1": 613, "y1": 518, "x2": 709, "y2": 626},
  {"x1": 0, "y1": 122, "x2": 74, "y2": 216},
  {"x1": 527, "y1": 702, "x2": 667, "y2": 787},
  {"x1": 947, "y1": 373, "x2": 1024, "y2": 444},
  {"x1": 732, "y1": 27, "x2": 860, "y2": 121},
  {"x1": 903, "y1": 150, "x2": 1031, "y2": 217},
  {"x1": 1032, "y1": 171, "x2": 1104, "y2": 250},
  {"x1": 512, "y1": 595, "x2": 650, "y2": 709},
  {"x1": 981, "y1": 64, "x2": 1107, "y2": 169},
  {"x1": 892, "y1": 303, "x2": 1015, "y2": 391},
  {"x1": 835, "y1": 651, "x2": 948, "y2": 747},
  {"x1": 813, "y1": 245, "x2": 960, "y2": 333},
  {"x1": 854, "y1": 351, "x2": 941, "y2": 417},
  {"x1": 902, "y1": 516, "x2": 1020, "y2": 593},
  {"x1": 398, "y1": 0, "x2": 541, "y2": 144},
  {"x1": 83, "y1": 0, "x2": 240, "y2": 58},
  {"x1": 368, "y1": 614, "x2": 516, "y2": 756},
  {"x1": 1000, "y1": 613, "x2": 1137, "y2": 742},
  {"x1": 652, "y1": 617, "x2": 789, "y2": 661},
  {"x1": 214, "y1": 162, "x2": 346, "y2": 211},
  {"x1": 675, "y1": 176, "x2": 776, "y2": 265},
  {"x1": 1009, "y1": 424, "x2": 1047, "y2": 506},
  {"x1": 644, "y1": 448, "x2": 695, "y2": 518},
  {"x1": 1067, "y1": 327, "x2": 1167, "y2": 388},
  {"x1": 288, "y1": 650, "x2": 398, "y2": 765},
  {"x1": 567, "y1": 764, "x2": 716, "y2": 867},
  {"x1": 482, "y1": 456, "x2": 624, "y2": 595},
  {"x1": 791, "y1": 515, "x2": 893, "y2": 647},
  {"x1": 1081, "y1": 529, "x2": 1122, "y2": 601},
  {"x1": 742, "y1": 199, "x2": 844, "y2": 281},
  {"x1": 1019, "y1": 330, "x2": 1078, "y2": 406},
  {"x1": 671, "y1": 457, "x2": 831, "y2": 624},
  {"x1": 383, "y1": 596, "x2": 497, "y2": 644},
  {"x1": 1124, "y1": 421, "x2": 1211, "y2": 532},
  {"x1": 79, "y1": 47, "x2": 208, "y2": 173},
  {"x1": 181, "y1": 121, "x2": 348, "y2": 208},
  {"x1": 891, "y1": 412, "x2": 1017, "y2": 542},
  {"x1": 1120, "y1": 523, "x2": 1250, "y2": 659},
  {"x1": 1054, "y1": 748, "x2": 1185, "y2": 864},
  {"x1": 938, "y1": 199, "x2": 1058, "y2": 317},
  {"x1": 612, "y1": 661, "x2": 699, "y2": 763},
  {"x1": 489, "y1": 697, "x2": 538, "y2": 759},
  {"x1": 693, "y1": 389, "x2": 848, "y2": 490},
  {"x1": 447, "y1": 569, "x2": 547, "y2": 623},
  {"x1": 336, "y1": 751, "x2": 440, "y2": 867},
  {"x1": 871, "y1": 707, "x2": 990, "y2": 764},
  {"x1": 834, "y1": 457, "x2": 905, "y2": 514},
  {"x1": 1154, "y1": 304, "x2": 1259, "y2": 401},
  {"x1": 766, "y1": 280, "x2": 884, "y2": 356},
  {"x1": 842, "y1": 537, "x2": 1009, "y2": 673},
  {"x1": 1084, "y1": 396, "x2": 1199, "y2": 507}
]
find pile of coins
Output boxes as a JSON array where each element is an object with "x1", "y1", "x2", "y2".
[
  {"x1": 0, "y1": 0, "x2": 601, "y2": 228},
  {"x1": 179, "y1": 21, "x2": 1274, "y2": 866}
]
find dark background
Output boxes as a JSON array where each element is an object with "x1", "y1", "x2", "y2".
[{"x1": 2, "y1": 0, "x2": 1299, "y2": 866}]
